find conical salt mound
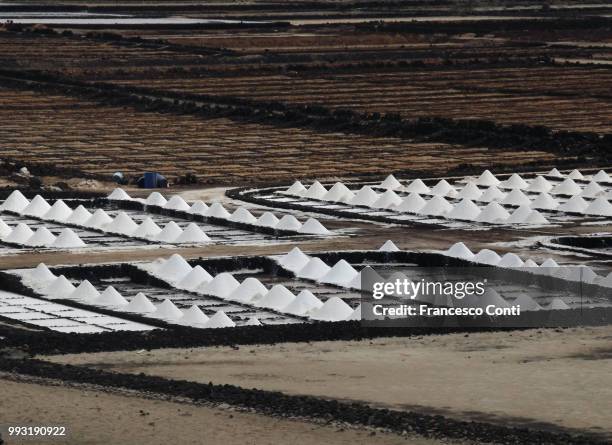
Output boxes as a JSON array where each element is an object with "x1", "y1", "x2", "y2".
[
  {"x1": 257, "y1": 284, "x2": 296, "y2": 310},
  {"x1": 175, "y1": 223, "x2": 210, "y2": 243},
  {"x1": 95, "y1": 286, "x2": 128, "y2": 307},
  {"x1": 395, "y1": 193, "x2": 427, "y2": 213},
  {"x1": 52, "y1": 228, "x2": 86, "y2": 248},
  {"x1": 133, "y1": 217, "x2": 162, "y2": 238},
  {"x1": 153, "y1": 299, "x2": 183, "y2": 320},
  {"x1": 206, "y1": 202, "x2": 231, "y2": 219},
  {"x1": 297, "y1": 257, "x2": 331, "y2": 280},
  {"x1": 523, "y1": 259, "x2": 539, "y2": 269},
  {"x1": 548, "y1": 298, "x2": 570, "y2": 310},
  {"x1": 68, "y1": 280, "x2": 100, "y2": 302},
  {"x1": 163, "y1": 195, "x2": 190, "y2": 211},
  {"x1": 282, "y1": 290, "x2": 323, "y2": 315},
  {"x1": 228, "y1": 277, "x2": 268, "y2": 303},
  {"x1": 479, "y1": 186, "x2": 506, "y2": 203},
  {"x1": 198, "y1": 272, "x2": 240, "y2": 298},
  {"x1": 514, "y1": 294, "x2": 541, "y2": 311},
  {"x1": 473, "y1": 249, "x2": 501, "y2": 265},
  {"x1": 275, "y1": 215, "x2": 302, "y2": 231},
  {"x1": 501, "y1": 189, "x2": 531, "y2": 206},
  {"x1": 66, "y1": 205, "x2": 92, "y2": 225},
  {"x1": 256, "y1": 212, "x2": 280, "y2": 228},
  {"x1": 203, "y1": 311, "x2": 235, "y2": 329},
  {"x1": 501, "y1": 173, "x2": 528, "y2": 190},
  {"x1": 372, "y1": 189, "x2": 402, "y2": 209},
  {"x1": 567, "y1": 169, "x2": 584, "y2": 180},
  {"x1": 84, "y1": 209, "x2": 113, "y2": 228},
  {"x1": 498, "y1": 253, "x2": 524, "y2": 268},
  {"x1": 506, "y1": 205, "x2": 533, "y2": 224},
  {"x1": 446, "y1": 242, "x2": 475, "y2": 260},
  {"x1": 43, "y1": 200, "x2": 73, "y2": 221},
  {"x1": 599, "y1": 272, "x2": 612, "y2": 288},
  {"x1": 419, "y1": 196, "x2": 452, "y2": 216},
  {"x1": 555, "y1": 265, "x2": 598, "y2": 283},
  {"x1": 21, "y1": 195, "x2": 51, "y2": 217},
  {"x1": 319, "y1": 260, "x2": 358, "y2": 285},
  {"x1": 345, "y1": 304, "x2": 362, "y2": 321},
  {"x1": 380, "y1": 174, "x2": 402, "y2": 190},
  {"x1": 104, "y1": 212, "x2": 138, "y2": 235},
  {"x1": 580, "y1": 181, "x2": 604, "y2": 198},
  {"x1": 299, "y1": 218, "x2": 330, "y2": 235},
  {"x1": 347, "y1": 271, "x2": 362, "y2": 290},
  {"x1": 107, "y1": 188, "x2": 132, "y2": 200},
  {"x1": 179, "y1": 305, "x2": 210, "y2": 326},
  {"x1": 303, "y1": 181, "x2": 327, "y2": 199},
  {"x1": 447, "y1": 199, "x2": 481, "y2": 221},
  {"x1": 379, "y1": 240, "x2": 400, "y2": 252},
  {"x1": 476, "y1": 289, "x2": 510, "y2": 309},
  {"x1": 526, "y1": 176, "x2": 553, "y2": 193},
  {"x1": 349, "y1": 186, "x2": 379, "y2": 207},
  {"x1": 0, "y1": 219, "x2": 10, "y2": 238},
  {"x1": 310, "y1": 297, "x2": 353, "y2": 321},
  {"x1": 178, "y1": 265, "x2": 213, "y2": 290},
  {"x1": 125, "y1": 292, "x2": 156, "y2": 313},
  {"x1": 30, "y1": 263, "x2": 56, "y2": 283},
  {"x1": 548, "y1": 168, "x2": 563, "y2": 177},
  {"x1": 430, "y1": 179, "x2": 456, "y2": 197},
  {"x1": 524, "y1": 210, "x2": 549, "y2": 225},
  {"x1": 145, "y1": 192, "x2": 167, "y2": 207},
  {"x1": 279, "y1": 247, "x2": 310, "y2": 272},
  {"x1": 530, "y1": 193, "x2": 559, "y2": 210},
  {"x1": 156, "y1": 254, "x2": 192, "y2": 282},
  {"x1": 156, "y1": 221, "x2": 183, "y2": 243},
  {"x1": 4, "y1": 223, "x2": 34, "y2": 244},
  {"x1": 457, "y1": 182, "x2": 482, "y2": 200},
  {"x1": 558, "y1": 195, "x2": 588, "y2": 213},
  {"x1": 230, "y1": 207, "x2": 257, "y2": 224},
  {"x1": 1, "y1": 190, "x2": 29, "y2": 213},
  {"x1": 551, "y1": 178, "x2": 581, "y2": 196},
  {"x1": 404, "y1": 179, "x2": 430, "y2": 194},
  {"x1": 593, "y1": 170, "x2": 611, "y2": 183},
  {"x1": 323, "y1": 182, "x2": 354, "y2": 202},
  {"x1": 26, "y1": 227, "x2": 56, "y2": 247},
  {"x1": 188, "y1": 200, "x2": 209, "y2": 215},
  {"x1": 583, "y1": 196, "x2": 612, "y2": 216},
  {"x1": 476, "y1": 202, "x2": 510, "y2": 223},
  {"x1": 243, "y1": 316, "x2": 261, "y2": 326},
  {"x1": 540, "y1": 258, "x2": 559, "y2": 268},
  {"x1": 44, "y1": 275, "x2": 76, "y2": 299},
  {"x1": 476, "y1": 170, "x2": 501, "y2": 187},
  {"x1": 284, "y1": 180, "x2": 307, "y2": 196}
]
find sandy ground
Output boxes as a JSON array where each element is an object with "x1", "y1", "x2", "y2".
[
  {"x1": 45, "y1": 327, "x2": 612, "y2": 439},
  {"x1": 0, "y1": 377, "x2": 457, "y2": 445}
]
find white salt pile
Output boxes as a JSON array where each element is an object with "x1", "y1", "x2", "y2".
[
  {"x1": 125, "y1": 292, "x2": 157, "y2": 313},
  {"x1": 175, "y1": 223, "x2": 210, "y2": 243},
  {"x1": 145, "y1": 192, "x2": 167, "y2": 207},
  {"x1": 567, "y1": 169, "x2": 584, "y2": 180},
  {"x1": 0, "y1": 190, "x2": 29, "y2": 213},
  {"x1": 107, "y1": 188, "x2": 132, "y2": 200},
  {"x1": 26, "y1": 227, "x2": 56, "y2": 247},
  {"x1": 526, "y1": 176, "x2": 553, "y2": 193},
  {"x1": 524, "y1": 210, "x2": 549, "y2": 225},
  {"x1": 476, "y1": 170, "x2": 501, "y2": 187},
  {"x1": 68, "y1": 280, "x2": 100, "y2": 302},
  {"x1": 51, "y1": 228, "x2": 86, "y2": 248},
  {"x1": 310, "y1": 297, "x2": 353, "y2": 321},
  {"x1": 447, "y1": 199, "x2": 481, "y2": 221},
  {"x1": 297, "y1": 257, "x2": 331, "y2": 280},
  {"x1": 372, "y1": 190, "x2": 402, "y2": 209},
  {"x1": 395, "y1": 193, "x2": 426, "y2": 213},
  {"x1": 65, "y1": 205, "x2": 92, "y2": 225},
  {"x1": 540, "y1": 258, "x2": 559, "y2": 268},
  {"x1": 479, "y1": 186, "x2": 506, "y2": 203},
  {"x1": 275, "y1": 215, "x2": 302, "y2": 231},
  {"x1": 198, "y1": 272, "x2": 240, "y2": 298},
  {"x1": 501, "y1": 189, "x2": 531, "y2": 206},
  {"x1": 551, "y1": 178, "x2": 581, "y2": 196},
  {"x1": 188, "y1": 201, "x2": 209, "y2": 215},
  {"x1": 319, "y1": 260, "x2": 358, "y2": 286},
  {"x1": 95, "y1": 286, "x2": 128, "y2": 307},
  {"x1": 548, "y1": 168, "x2": 563, "y2": 177},
  {"x1": 501, "y1": 173, "x2": 528, "y2": 190},
  {"x1": 379, "y1": 240, "x2": 400, "y2": 252},
  {"x1": 154, "y1": 299, "x2": 183, "y2": 320},
  {"x1": 206, "y1": 202, "x2": 231, "y2": 219},
  {"x1": 303, "y1": 181, "x2": 328, "y2": 199},
  {"x1": 430, "y1": 179, "x2": 456, "y2": 197},
  {"x1": 156, "y1": 221, "x2": 183, "y2": 243},
  {"x1": 446, "y1": 242, "x2": 475, "y2": 260},
  {"x1": 323, "y1": 182, "x2": 355, "y2": 202},
  {"x1": 404, "y1": 179, "x2": 430, "y2": 194},
  {"x1": 4, "y1": 223, "x2": 34, "y2": 244},
  {"x1": 156, "y1": 254, "x2": 192, "y2": 282},
  {"x1": 44, "y1": 275, "x2": 76, "y2": 299},
  {"x1": 580, "y1": 181, "x2": 605, "y2": 198},
  {"x1": 203, "y1": 311, "x2": 235, "y2": 329},
  {"x1": 506, "y1": 205, "x2": 533, "y2": 224},
  {"x1": 476, "y1": 289, "x2": 510, "y2": 309},
  {"x1": 522, "y1": 259, "x2": 539, "y2": 269},
  {"x1": 256, "y1": 212, "x2": 280, "y2": 228},
  {"x1": 548, "y1": 298, "x2": 570, "y2": 310},
  {"x1": 0, "y1": 219, "x2": 10, "y2": 238},
  {"x1": 284, "y1": 181, "x2": 307, "y2": 196},
  {"x1": 104, "y1": 212, "x2": 138, "y2": 235},
  {"x1": 279, "y1": 247, "x2": 310, "y2": 272},
  {"x1": 419, "y1": 196, "x2": 452, "y2": 216},
  {"x1": 558, "y1": 195, "x2": 588, "y2": 213},
  {"x1": 583, "y1": 196, "x2": 612, "y2": 216},
  {"x1": 350, "y1": 186, "x2": 379, "y2": 207},
  {"x1": 513, "y1": 294, "x2": 541, "y2": 311},
  {"x1": 228, "y1": 277, "x2": 268, "y2": 303},
  {"x1": 84, "y1": 209, "x2": 113, "y2": 228},
  {"x1": 30, "y1": 263, "x2": 56, "y2": 283},
  {"x1": 498, "y1": 253, "x2": 524, "y2": 268},
  {"x1": 257, "y1": 285, "x2": 296, "y2": 310},
  {"x1": 132, "y1": 217, "x2": 163, "y2": 238},
  {"x1": 177, "y1": 265, "x2": 213, "y2": 290},
  {"x1": 43, "y1": 200, "x2": 73, "y2": 221},
  {"x1": 530, "y1": 193, "x2": 559, "y2": 210},
  {"x1": 593, "y1": 170, "x2": 611, "y2": 183},
  {"x1": 299, "y1": 218, "x2": 330, "y2": 235},
  {"x1": 179, "y1": 305, "x2": 210, "y2": 326},
  {"x1": 164, "y1": 195, "x2": 190, "y2": 211},
  {"x1": 345, "y1": 304, "x2": 362, "y2": 321},
  {"x1": 21, "y1": 195, "x2": 51, "y2": 217},
  {"x1": 282, "y1": 290, "x2": 323, "y2": 316},
  {"x1": 472, "y1": 249, "x2": 501, "y2": 265},
  {"x1": 380, "y1": 174, "x2": 402, "y2": 190},
  {"x1": 230, "y1": 207, "x2": 258, "y2": 224},
  {"x1": 243, "y1": 316, "x2": 262, "y2": 326},
  {"x1": 457, "y1": 182, "x2": 482, "y2": 200},
  {"x1": 476, "y1": 202, "x2": 510, "y2": 223}
]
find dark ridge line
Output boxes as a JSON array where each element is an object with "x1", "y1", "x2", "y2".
[{"x1": 0, "y1": 358, "x2": 607, "y2": 445}]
